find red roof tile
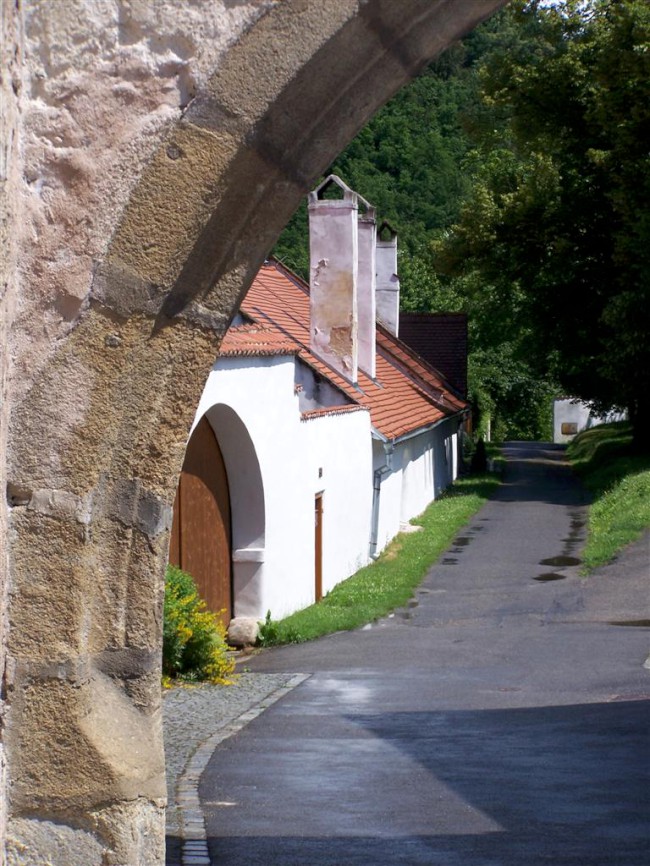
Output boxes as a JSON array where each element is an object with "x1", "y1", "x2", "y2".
[
  {"x1": 220, "y1": 323, "x2": 297, "y2": 357},
  {"x1": 236, "y1": 260, "x2": 468, "y2": 441},
  {"x1": 301, "y1": 405, "x2": 369, "y2": 421}
]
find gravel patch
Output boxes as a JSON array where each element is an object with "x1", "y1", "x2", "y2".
[{"x1": 163, "y1": 672, "x2": 296, "y2": 836}]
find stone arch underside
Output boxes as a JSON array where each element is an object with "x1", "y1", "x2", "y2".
[{"x1": 4, "y1": 1, "x2": 507, "y2": 863}]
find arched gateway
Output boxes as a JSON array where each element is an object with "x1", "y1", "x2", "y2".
[
  {"x1": 170, "y1": 417, "x2": 233, "y2": 627},
  {"x1": 170, "y1": 404, "x2": 266, "y2": 629},
  {"x1": 1, "y1": 1, "x2": 507, "y2": 862}
]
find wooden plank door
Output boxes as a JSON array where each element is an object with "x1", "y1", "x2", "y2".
[
  {"x1": 314, "y1": 494, "x2": 323, "y2": 602},
  {"x1": 170, "y1": 417, "x2": 232, "y2": 627}
]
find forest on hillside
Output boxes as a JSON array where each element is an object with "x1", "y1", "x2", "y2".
[{"x1": 274, "y1": 0, "x2": 650, "y2": 445}]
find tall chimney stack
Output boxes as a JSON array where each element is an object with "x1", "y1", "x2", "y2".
[
  {"x1": 308, "y1": 176, "x2": 359, "y2": 382},
  {"x1": 376, "y1": 221, "x2": 400, "y2": 337},
  {"x1": 356, "y1": 195, "x2": 377, "y2": 379}
]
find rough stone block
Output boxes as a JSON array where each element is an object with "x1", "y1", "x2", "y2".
[
  {"x1": 6, "y1": 818, "x2": 104, "y2": 866},
  {"x1": 108, "y1": 123, "x2": 242, "y2": 289},
  {"x1": 7, "y1": 672, "x2": 165, "y2": 815},
  {"x1": 227, "y1": 616, "x2": 261, "y2": 647}
]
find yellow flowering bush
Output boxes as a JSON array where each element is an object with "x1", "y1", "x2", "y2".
[{"x1": 163, "y1": 566, "x2": 235, "y2": 684}]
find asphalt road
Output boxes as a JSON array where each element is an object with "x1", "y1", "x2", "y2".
[{"x1": 201, "y1": 442, "x2": 650, "y2": 866}]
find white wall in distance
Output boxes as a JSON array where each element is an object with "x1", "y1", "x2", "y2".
[{"x1": 553, "y1": 399, "x2": 626, "y2": 444}]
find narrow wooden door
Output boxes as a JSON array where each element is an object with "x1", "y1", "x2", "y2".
[
  {"x1": 170, "y1": 417, "x2": 232, "y2": 627},
  {"x1": 314, "y1": 494, "x2": 323, "y2": 602}
]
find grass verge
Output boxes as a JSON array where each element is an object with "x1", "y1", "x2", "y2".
[
  {"x1": 259, "y1": 473, "x2": 500, "y2": 646},
  {"x1": 567, "y1": 422, "x2": 650, "y2": 570}
]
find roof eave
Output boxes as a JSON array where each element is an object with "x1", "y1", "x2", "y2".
[{"x1": 374, "y1": 406, "x2": 468, "y2": 446}]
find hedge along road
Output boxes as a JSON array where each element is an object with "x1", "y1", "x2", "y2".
[{"x1": 200, "y1": 442, "x2": 650, "y2": 866}]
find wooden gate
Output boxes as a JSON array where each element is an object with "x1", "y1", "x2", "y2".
[{"x1": 169, "y1": 417, "x2": 232, "y2": 626}]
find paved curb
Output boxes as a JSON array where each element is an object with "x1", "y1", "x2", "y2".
[{"x1": 170, "y1": 673, "x2": 310, "y2": 866}]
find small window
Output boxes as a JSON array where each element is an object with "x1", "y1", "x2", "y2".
[{"x1": 561, "y1": 422, "x2": 578, "y2": 435}]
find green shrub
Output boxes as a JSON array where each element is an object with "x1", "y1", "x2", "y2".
[
  {"x1": 258, "y1": 610, "x2": 280, "y2": 646},
  {"x1": 162, "y1": 565, "x2": 235, "y2": 685}
]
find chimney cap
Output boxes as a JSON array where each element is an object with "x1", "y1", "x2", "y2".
[
  {"x1": 309, "y1": 175, "x2": 376, "y2": 218},
  {"x1": 309, "y1": 174, "x2": 356, "y2": 204},
  {"x1": 378, "y1": 220, "x2": 398, "y2": 241}
]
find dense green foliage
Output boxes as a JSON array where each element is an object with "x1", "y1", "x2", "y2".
[
  {"x1": 274, "y1": 0, "x2": 648, "y2": 444},
  {"x1": 567, "y1": 423, "x2": 650, "y2": 569},
  {"x1": 163, "y1": 566, "x2": 235, "y2": 684},
  {"x1": 274, "y1": 7, "x2": 558, "y2": 439},
  {"x1": 273, "y1": 43, "x2": 479, "y2": 283},
  {"x1": 435, "y1": 0, "x2": 650, "y2": 444},
  {"x1": 258, "y1": 473, "x2": 500, "y2": 646}
]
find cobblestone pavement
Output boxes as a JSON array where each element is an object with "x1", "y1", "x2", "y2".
[{"x1": 163, "y1": 671, "x2": 297, "y2": 838}]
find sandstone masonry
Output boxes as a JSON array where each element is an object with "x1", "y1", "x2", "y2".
[{"x1": 1, "y1": 2, "x2": 506, "y2": 863}]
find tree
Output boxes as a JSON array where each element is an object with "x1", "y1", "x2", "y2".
[{"x1": 435, "y1": 0, "x2": 650, "y2": 446}]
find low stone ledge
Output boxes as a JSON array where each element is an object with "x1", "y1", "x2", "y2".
[
  {"x1": 232, "y1": 547, "x2": 265, "y2": 563},
  {"x1": 6, "y1": 817, "x2": 104, "y2": 866}
]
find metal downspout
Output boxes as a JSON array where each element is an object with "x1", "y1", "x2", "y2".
[{"x1": 369, "y1": 441, "x2": 393, "y2": 559}]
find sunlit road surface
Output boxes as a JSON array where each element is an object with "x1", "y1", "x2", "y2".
[{"x1": 201, "y1": 443, "x2": 650, "y2": 866}]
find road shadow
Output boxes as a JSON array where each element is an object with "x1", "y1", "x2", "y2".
[
  {"x1": 204, "y1": 699, "x2": 649, "y2": 866},
  {"x1": 492, "y1": 441, "x2": 591, "y2": 507},
  {"x1": 165, "y1": 834, "x2": 182, "y2": 866},
  {"x1": 349, "y1": 700, "x2": 649, "y2": 865}
]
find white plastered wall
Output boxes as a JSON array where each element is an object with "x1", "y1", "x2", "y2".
[
  {"x1": 373, "y1": 416, "x2": 461, "y2": 552},
  {"x1": 372, "y1": 437, "x2": 403, "y2": 553},
  {"x1": 553, "y1": 399, "x2": 594, "y2": 444},
  {"x1": 191, "y1": 352, "x2": 461, "y2": 618},
  {"x1": 193, "y1": 355, "x2": 372, "y2": 620},
  {"x1": 302, "y1": 411, "x2": 373, "y2": 596},
  {"x1": 552, "y1": 398, "x2": 625, "y2": 444}
]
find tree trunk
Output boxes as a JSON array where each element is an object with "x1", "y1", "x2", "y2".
[{"x1": 629, "y1": 399, "x2": 650, "y2": 453}]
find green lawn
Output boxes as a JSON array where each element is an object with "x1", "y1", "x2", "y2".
[
  {"x1": 259, "y1": 473, "x2": 500, "y2": 646},
  {"x1": 567, "y1": 422, "x2": 650, "y2": 571}
]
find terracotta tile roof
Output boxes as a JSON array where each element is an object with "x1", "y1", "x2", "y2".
[
  {"x1": 220, "y1": 323, "x2": 297, "y2": 357},
  {"x1": 236, "y1": 260, "x2": 469, "y2": 441},
  {"x1": 376, "y1": 327, "x2": 467, "y2": 413},
  {"x1": 301, "y1": 405, "x2": 369, "y2": 421}
]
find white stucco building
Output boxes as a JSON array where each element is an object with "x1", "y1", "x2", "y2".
[
  {"x1": 553, "y1": 398, "x2": 627, "y2": 444},
  {"x1": 170, "y1": 177, "x2": 469, "y2": 636}
]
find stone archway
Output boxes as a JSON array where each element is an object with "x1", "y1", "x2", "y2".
[{"x1": 2, "y1": 1, "x2": 508, "y2": 862}]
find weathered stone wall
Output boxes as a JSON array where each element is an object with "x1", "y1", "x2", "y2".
[
  {"x1": 1, "y1": 2, "x2": 25, "y2": 859},
  {"x1": 4, "y1": 4, "x2": 275, "y2": 862},
  {"x1": 12, "y1": 0, "x2": 275, "y2": 402},
  {"x1": 1, "y1": 1, "x2": 507, "y2": 863}
]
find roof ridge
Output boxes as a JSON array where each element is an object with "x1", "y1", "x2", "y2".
[
  {"x1": 263, "y1": 258, "x2": 310, "y2": 295},
  {"x1": 301, "y1": 405, "x2": 369, "y2": 421}
]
